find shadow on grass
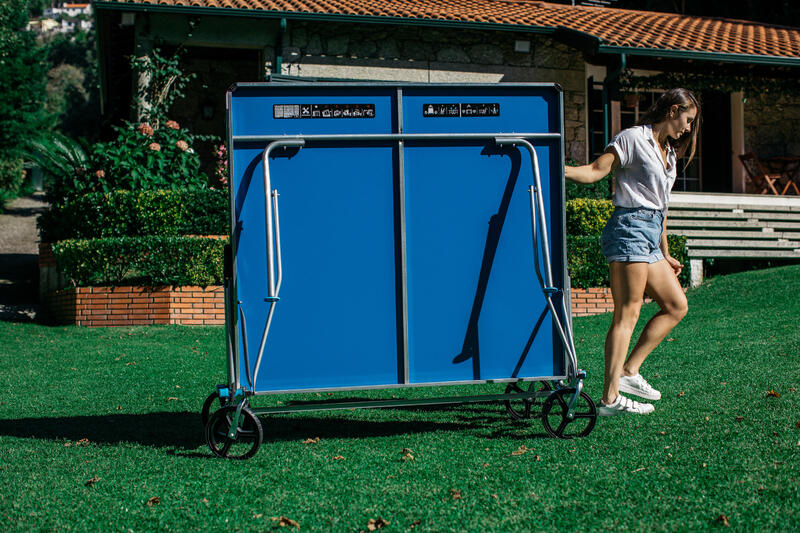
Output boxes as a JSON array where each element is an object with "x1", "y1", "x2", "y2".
[{"x1": 0, "y1": 406, "x2": 553, "y2": 458}]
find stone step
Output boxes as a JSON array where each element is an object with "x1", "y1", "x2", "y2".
[
  {"x1": 688, "y1": 249, "x2": 800, "y2": 258},
  {"x1": 685, "y1": 239, "x2": 800, "y2": 249},
  {"x1": 668, "y1": 209, "x2": 800, "y2": 221},
  {"x1": 668, "y1": 219, "x2": 800, "y2": 230},
  {"x1": 668, "y1": 229, "x2": 800, "y2": 239}
]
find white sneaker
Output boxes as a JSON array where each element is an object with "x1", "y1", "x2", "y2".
[
  {"x1": 597, "y1": 394, "x2": 654, "y2": 416},
  {"x1": 618, "y1": 373, "x2": 661, "y2": 400}
]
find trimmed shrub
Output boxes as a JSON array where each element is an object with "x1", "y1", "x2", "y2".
[
  {"x1": 39, "y1": 189, "x2": 229, "y2": 242},
  {"x1": 567, "y1": 234, "x2": 690, "y2": 288},
  {"x1": 52, "y1": 236, "x2": 226, "y2": 288},
  {"x1": 566, "y1": 198, "x2": 614, "y2": 236}
]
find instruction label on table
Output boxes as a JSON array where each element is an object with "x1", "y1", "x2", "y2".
[
  {"x1": 422, "y1": 103, "x2": 500, "y2": 117},
  {"x1": 273, "y1": 103, "x2": 375, "y2": 119}
]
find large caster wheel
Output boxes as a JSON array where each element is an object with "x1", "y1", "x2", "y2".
[
  {"x1": 201, "y1": 391, "x2": 229, "y2": 427},
  {"x1": 504, "y1": 381, "x2": 552, "y2": 420},
  {"x1": 541, "y1": 388, "x2": 597, "y2": 439},
  {"x1": 205, "y1": 405, "x2": 263, "y2": 459}
]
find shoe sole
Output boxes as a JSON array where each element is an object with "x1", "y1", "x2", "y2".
[
  {"x1": 618, "y1": 382, "x2": 661, "y2": 401},
  {"x1": 597, "y1": 406, "x2": 654, "y2": 416}
]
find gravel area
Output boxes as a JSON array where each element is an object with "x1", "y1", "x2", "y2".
[{"x1": 0, "y1": 193, "x2": 49, "y2": 321}]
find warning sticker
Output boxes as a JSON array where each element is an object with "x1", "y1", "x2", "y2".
[
  {"x1": 273, "y1": 103, "x2": 375, "y2": 119},
  {"x1": 422, "y1": 103, "x2": 500, "y2": 118}
]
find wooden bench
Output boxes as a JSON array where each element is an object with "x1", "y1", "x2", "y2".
[{"x1": 667, "y1": 192, "x2": 800, "y2": 286}]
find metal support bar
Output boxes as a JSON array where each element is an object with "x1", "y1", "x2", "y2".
[
  {"x1": 250, "y1": 390, "x2": 552, "y2": 416},
  {"x1": 494, "y1": 137, "x2": 579, "y2": 380}
]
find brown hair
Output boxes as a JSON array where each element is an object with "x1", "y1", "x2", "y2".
[{"x1": 637, "y1": 88, "x2": 701, "y2": 165}]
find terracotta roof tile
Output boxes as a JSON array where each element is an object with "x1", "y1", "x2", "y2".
[{"x1": 98, "y1": 0, "x2": 800, "y2": 59}]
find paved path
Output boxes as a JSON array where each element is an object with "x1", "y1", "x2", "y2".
[{"x1": 0, "y1": 194, "x2": 49, "y2": 321}]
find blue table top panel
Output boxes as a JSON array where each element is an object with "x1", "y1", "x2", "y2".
[
  {"x1": 400, "y1": 85, "x2": 560, "y2": 134},
  {"x1": 232, "y1": 144, "x2": 399, "y2": 391},
  {"x1": 229, "y1": 83, "x2": 566, "y2": 392},
  {"x1": 230, "y1": 85, "x2": 397, "y2": 137},
  {"x1": 403, "y1": 140, "x2": 564, "y2": 384}
]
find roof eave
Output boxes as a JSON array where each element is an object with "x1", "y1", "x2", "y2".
[
  {"x1": 91, "y1": 1, "x2": 555, "y2": 34},
  {"x1": 599, "y1": 45, "x2": 800, "y2": 68}
]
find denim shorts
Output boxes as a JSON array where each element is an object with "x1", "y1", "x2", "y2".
[{"x1": 601, "y1": 207, "x2": 665, "y2": 263}]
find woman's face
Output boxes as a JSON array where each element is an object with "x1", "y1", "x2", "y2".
[{"x1": 666, "y1": 105, "x2": 697, "y2": 139}]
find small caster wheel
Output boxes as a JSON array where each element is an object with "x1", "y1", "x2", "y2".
[
  {"x1": 504, "y1": 381, "x2": 552, "y2": 420},
  {"x1": 201, "y1": 391, "x2": 229, "y2": 427},
  {"x1": 206, "y1": 405, "x2": 263, "y2": 459},
  {"x1": 541, "y1": 388, "x2": 597, "y2": 439}
]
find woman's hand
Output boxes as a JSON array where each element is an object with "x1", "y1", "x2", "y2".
[
  {"x1": 665, "y1": 255, "x2": 683, "y2": 276},
  {"x1": 564, "y1": 150, "x2": 618, "y2": 184}
]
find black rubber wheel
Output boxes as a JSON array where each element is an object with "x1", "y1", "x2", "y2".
[
  {"x1": 201, "y1": 391, "x2": 224, "y2": 428},
  {"x1": 504, "y1": 381, "x2": 552, "y2": 420},
  {"x1": 541, "y1": 388, "x2": 597, "y2": 439},
  {"x1": 205, "y1": 405, "x2": 263, "y2": 459}
]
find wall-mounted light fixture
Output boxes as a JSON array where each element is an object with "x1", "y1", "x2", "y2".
[{"x1": 514, "y1": 40, "x2": 531, "y2": 53}]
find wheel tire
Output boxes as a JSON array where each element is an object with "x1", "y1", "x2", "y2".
[
  {"x1": 201, "y1": 391, "x2": 222, "y2": 428},
  {"x1": 504, "y1": 381, "x2": 551, "y2": 420},
  {"x1": 541, "y1": 388, "x2": 597, "y2": 439},
  {"x1": 205, "y1": 405, "x2": 263, "y2": 459}
]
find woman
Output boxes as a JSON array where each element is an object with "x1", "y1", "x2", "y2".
[{"x1": 565, "y1": 88, "x2": 700, "y2": 415}]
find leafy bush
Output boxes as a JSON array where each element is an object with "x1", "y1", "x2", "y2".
[
  {"x1": 90, "y1": 118, "x2": 212, "y2": 196},
  {"x1": 566, "y1": 198, "x2": 614, "y2": 236},
  {"x1": 567, "y1": 234, "x2": 689, "y2": 288},
  {"x1": 38, "y1": 189, "x2": 229, "y2": 242},
  {"x1": 52, "y1": 236, "x2": 226, "y2": 288},
  {"x1": 0, "y1": 158, "x2": 25, "y2": 211}
]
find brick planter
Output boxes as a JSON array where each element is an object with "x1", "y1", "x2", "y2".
[{"x1": 44, "y1": 286, "x2": 225, "y2": 327}]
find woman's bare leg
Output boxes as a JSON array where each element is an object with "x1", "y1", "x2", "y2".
[
  {"x1": 623, "y1": 259, "x2": 688, "y2": 376},
  {"x1": 603, "y1": 261, "x2": 648, "y2": 404}
]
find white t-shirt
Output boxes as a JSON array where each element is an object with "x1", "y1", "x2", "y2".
[{"x1": 607, "y1": 124, "x2": 677, "y2": 211}]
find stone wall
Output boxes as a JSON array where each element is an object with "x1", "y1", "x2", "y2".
[
  {"x1": 278, "y1": 21, "x2": 587, "y2": 161},
  {"x1": 743, "y1": 92, "x2": 800, "y2": 158}
]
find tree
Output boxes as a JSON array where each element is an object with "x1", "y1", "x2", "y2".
[
  {"x1": 0, "y1": 0, "x2": 49, "y2": 209},
  {"x1": 0, "y1": 0, "x2": 49, "y2": 157}
]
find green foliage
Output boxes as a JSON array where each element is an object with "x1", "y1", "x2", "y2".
[
  {"x1": 0, "y1": 0, "x2": 49, "y2": 157},
  {"x1": 91, "y1": 118, "x2": 211, "y2": 196},
  {"x1": 620, "y1": 69, "x2": 800, "y2": 99},
  {"x1": 52, "y1": 236, "x2": 226, "y2": 288},
  {"x1": 565, "y1": 159, "x2": 612, "y2": 200},
  {"x1": 566, "y1": 198, "x2": 614, "y2": 236},
  {"x1": 131, "y1": 48, "x2": 193, "y2": 127},
  {"x1": 25, "y1": 133, "x2": 91, "y2": 203},
  {"x1": 0, "y1": 158, "x2": 25, "y2": 211},
  {"x1": 38, "y1": 189, "x2": 229, "y2": 242},
  {"x1": 567, "y1": 234, "x2": 690, "y2": 288}
]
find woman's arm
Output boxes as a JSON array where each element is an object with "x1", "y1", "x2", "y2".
[
  {"x1": 564, "y1": 149, "x2": 619, "y2": 184},
  {"x1": 660, "y1": 215, "x2": 683, "y2": 276}
]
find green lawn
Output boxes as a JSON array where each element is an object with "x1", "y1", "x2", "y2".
[{"x1": 1, "y1": 265, "x2": 799, "y2": 531}]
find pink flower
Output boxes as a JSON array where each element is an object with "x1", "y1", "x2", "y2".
[
  {"x1": 137, "y1": 123, "x2": 154, "y2": 136},
  {"x1": 95, "y1": 170, "x2": 105, "y2": 179},
  {"x1": 165, "y1": 120, "x2": 180, "y2": 130},
  {"x1": 148, "y1": 142, "x2": 161, "y2": 152},
  {"x1": 176, "y1": 140, "x2": 189, "y2": 151}
]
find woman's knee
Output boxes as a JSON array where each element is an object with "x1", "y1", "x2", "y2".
[
  {"x1": 612, "y1": 303, "x2": 642, "y2": 329},
  {"x1": 663, "y1": 295, "x2": 688, "y2": 321}
]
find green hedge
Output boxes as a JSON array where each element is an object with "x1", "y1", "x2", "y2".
[
  {"x1": 567, "y1": 234, "x2": 689, "y2": 288},
  {"x1": 52, "y1": 236, "x2": 226, "y2": 288},
  {"x1": 39, "y1": 189, "x2": 229, "y2": 242},
  {"x1": 566, "y1": 198, "x2": 614, "y2": 236}
]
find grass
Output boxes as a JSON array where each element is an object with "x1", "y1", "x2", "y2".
[{"x1": 1, "y1": 265, "x2": 799, "y2": 531}]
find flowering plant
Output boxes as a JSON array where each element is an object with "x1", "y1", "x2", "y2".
[{"x1": 213, "y1": 143, "x2": 228, "y2": 188}]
